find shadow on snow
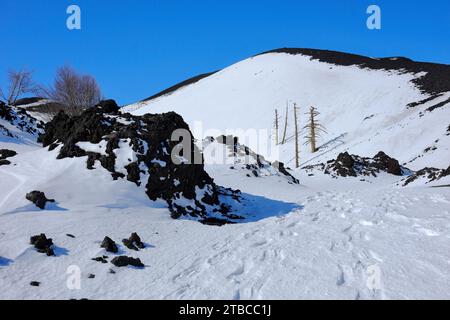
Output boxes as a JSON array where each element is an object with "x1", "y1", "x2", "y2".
[
  {"x1": 2, "y1": 202, "x2": 69, "y2": 215},
  {"x1": 225, "y1": 192, "x2": 302, "y2": 223}
]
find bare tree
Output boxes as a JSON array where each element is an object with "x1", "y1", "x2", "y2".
[
  {"x1": 0, "y1": 69, "x2": 38, "y2": 105},
  {"x1": 304, "y1": 106, "x2": 327, "y2": 153},
  {"x1": 293, "y1": 103, "x2": 300, "y2": 168},
  {"x1": 273, "y1": 108, "x2": 280, "y2": 145},
  {"x1": 45, "y1": 66, "x2": 101, "y2": 115},
  {"x1": 281, "y1": 101, "x2": 289, "y2": 144}
]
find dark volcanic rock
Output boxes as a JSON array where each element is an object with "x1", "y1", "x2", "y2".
[
  {"x1": 0, "y1": 103, "x2": 43, "y2": 136},
  {"x1": 336, "y1": 152, "x2": 355, "y2": 168},
  {"x1": 0, "y1": 149, "x2": 17, "y2": 160},
  {"x1": 334, "y1": 152, "x2": 357, "y2": 177},
  {"x1": 402, "y1": 166, "x2": 450, "y2": 186},
  {"x1": 38, "y1": 105, "x2": 241, "y2": 222},
  {"x1": 200, "y1": 217, "x2": 234, "y2": 226},
  {"x1": 125, "y1": 162, "x2": 141, "y2": 185},
  {"x1": 122, "y1": 232, "x2": 145, "y2": 251},
  {"x1": 111, "y1": 256, "x2": 144, "y2": 268},
  {"x1": 303, "y1": 151, "x2": 408, "y2": 178},
  {"x1": 30, "y1": 234, "x2": 54, "y2": 256},
  {"x1": 25, "y1": 191, "x2": 55, "y2": 209},
  {"x1": 205, "y1": 135, "x2": 299, "y2": 184},
  {"x1": 373, "y1": 151, "x2": 402, "y2": 176},
  {"x1": 122, "y1": 238, "x2": 138, "y2": 251},
  {"x1": 271, "y1": 161, "x2": 299, "y2": 184},
  {"x1": 92, "y1": 257, "x2": 108, "y2": 264},
  {"x1": 30, "y1": 281, "x2": 41, "y2": 287},
  {"x1": 0, "y1": 159, "x2": 11, "y2": 166},
  {"x1": 96, "y1": 100, "x2": 119, "y2": 114},
  {"x1": 100, "y1": 236, "x2": 118, "y2": 253}
]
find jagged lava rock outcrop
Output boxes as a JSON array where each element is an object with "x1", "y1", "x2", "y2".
[
  {"x1": 203, "y1": 135, "x2": 299, "y2": 184},
  {"x1": 402, "y1": 166, "x2": 450, "y2": 186},
  {"x1": 25, "y1": 191, "x2": 55, "y2": 209},
  {"x1": 38, "y1": 100, "x2": 241, "y2": 223},
  {"x1": 0, "y1": 101, "x2": 43, "y2": 138},
  {"x1": 303, "y1": 151, "x2": 408, "y2": 178}
]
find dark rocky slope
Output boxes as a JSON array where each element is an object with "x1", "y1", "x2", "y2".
[
  {"x1": 0, "y1": 101, "x2": 44, "y2": 138},
  {"x1": 402, "y1": 166, "x2": 450, "y2": 186},
  {"x1": 203, "y1": 135, "x2": 299, "y2": 184}
]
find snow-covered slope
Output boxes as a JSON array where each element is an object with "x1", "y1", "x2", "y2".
[
  {"x1": 0, "y1": 102, "x2": 43, "y2": 153},
  {"x1": 13, "y1": 97, "x2": 65, "y2": 123},
  {"x1": 202, "y1": 135, "x2": 299, "y2": 185},
  {"x1": 1, "y1": 142, "x2": 449, "y2": 299},
  {"x1": 124, "y1": 49, "x2": 450, "y2": 171}
]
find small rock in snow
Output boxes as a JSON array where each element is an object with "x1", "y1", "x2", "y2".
[
  {"x1": 30, "y1": 234, "x2": 55, "y2": 256},
  {"x1": 111, "y1": 256, "x2": 144, "y2": 268},
  {"x1": 122, "y1": 232, "x2": 145, "y2": 251},
  {"x1": 25, "y1": 191, "x2": 55, "y2": 210},
  {"x1": 100, "y1": 236, "x2": 118, "y2": 253}
]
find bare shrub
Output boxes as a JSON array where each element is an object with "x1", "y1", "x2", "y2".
[
  {"x1": 45, "y1": 66, "x2": 101, "y2": 115},
  {"x1": 0, "y1": 69, "x2": 39, "y2": 105}
]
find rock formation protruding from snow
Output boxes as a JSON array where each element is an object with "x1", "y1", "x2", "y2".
[
  {"x1": 203, "y1": 135, "x2": 299, "y2": 184},
  {"x1": 0, "y1": 149, "x2": 17, "y2": 166},
  {"x1": 0, "y1": 101, "x2": 43, "y2": 139},
  {"x1": 25, "y1": 191, "x2": 55, "y2": 209},
  {"x1": 303, "y1": 151, "x2": 408, "y2": 178},
  {"x1": 402, "y1": 166, "x2": 450, "y2": 186},
  {"x1": 37, "y1": 100, "x2": 242, "y2": 223}
]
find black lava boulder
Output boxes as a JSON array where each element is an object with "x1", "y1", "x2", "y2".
[
  {"x1": 0, "y1": 149, "x2": 17, "y2": 160},
  {"x1": 95, "y1": 100, "x2": 119, "y2": 114},
  {"x1": 100, "y1": 236, "x2": 118, "y2": 253},
  {"x1": 30, "y1": 234, "x2": 55, "y2": 256},
  {"x1": 0, "y1": 149, "x2": 17, "y2": 166},
  {"x1": 111, "y1": 256, "x2": 144, "y2": 268},
  {"x1": 373, "y1": 151, "x2": 402, "y2": 176},
  {"x1": 25, "y1": 191, "x2": 55, "y2": 210},
  {"x1": 122, "y1": 232, "x2": 145, "y2": 251}
]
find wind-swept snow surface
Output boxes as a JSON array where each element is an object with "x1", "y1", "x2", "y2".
[{"x1": 1, "y1": 151, "x2": 450, "y2": 299}]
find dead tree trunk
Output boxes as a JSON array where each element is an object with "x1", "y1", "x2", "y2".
[
  {"x1": 281, "y1": 102, "x2": 288, "y2": 144},
  {"x1": 274, "y1": 108, "x2": 279, "y2": 145},
  {"x1": 304, "y1": 106, "x2": 327, "y2": 153},
  {"x1": 294, "y1": 103, "x2": 299, "y2": 168},
  {"x1": 309, "y1": 107, "x2": 316, "y2": 153}
]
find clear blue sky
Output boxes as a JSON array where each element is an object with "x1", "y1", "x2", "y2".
[{"x1": 1, "y1": 0, "x2": 449, "y2": 105}]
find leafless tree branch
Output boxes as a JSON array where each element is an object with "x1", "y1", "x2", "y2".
[{"x1": 44, "y1": 66, "x2": 101, "y2": 115}]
